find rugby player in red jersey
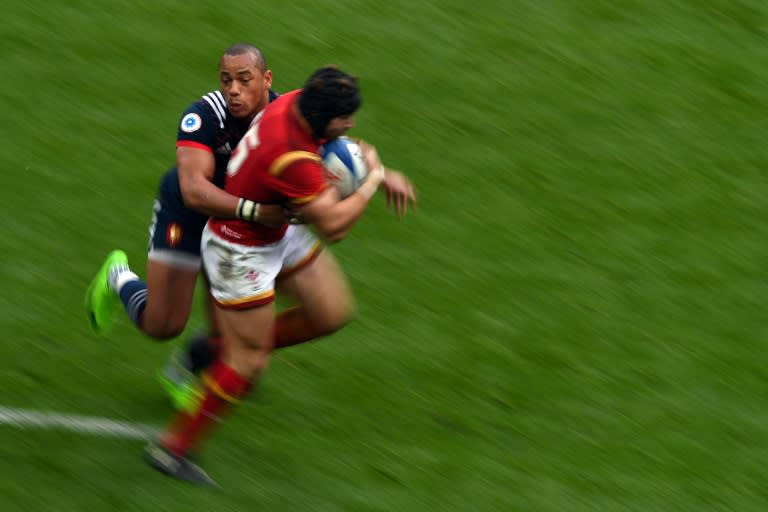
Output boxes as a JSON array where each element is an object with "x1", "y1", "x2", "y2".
[{"x1": 144, "y1": 66, "x2": 416, "y2": 486}]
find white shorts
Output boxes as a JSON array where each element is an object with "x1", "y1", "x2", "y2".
[{"x1": 201, "y1": 223, "x2": 322, "y2": 309}]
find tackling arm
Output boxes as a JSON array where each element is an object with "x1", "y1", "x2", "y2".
[
  {"x1": 177, "y1": 146, "x2": 238, "y2": 217},
  {"x1": 176, "y1": 146, "x2": 284, "y2": 226}
]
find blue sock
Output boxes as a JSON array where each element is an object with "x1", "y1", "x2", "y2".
[{"x1": 118, "y1": 280, "x2": 148, "y2": 328}]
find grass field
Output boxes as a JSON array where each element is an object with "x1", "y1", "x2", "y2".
[{"x1": 1, "y1": 0, "x2": 768, "y2": 510}]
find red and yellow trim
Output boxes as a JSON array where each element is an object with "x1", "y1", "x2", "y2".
[
  {"x1": 279, "y1": 242, "x2": 323, "y2": 279},
  {"x1": 214, "y1": 289, "x2": 276, "y2": 310},
  {"x1": 269, "y1": 151, "x2": 320, "y2": 176},
  {"x1": 289, "y1": 185, "x2": 328, "y2": 205}
]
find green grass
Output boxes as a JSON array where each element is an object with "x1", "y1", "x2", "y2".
[{"x1": 1, "y1": 0, "x2": 768, "y2": 510}]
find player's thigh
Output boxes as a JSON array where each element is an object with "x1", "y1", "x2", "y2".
[
  {"x1": 202, "y1": 233, "x2": 277, "y2": 376},
  {"x1": 200, "y1": 278, "x2": 221, "y2": 337},
  {"x1": 145, "y1": 185, "x2": 207, "y2": 334},
  {"x1": 201, "y1": 225, "x2": 281, "y2": 350},
  {"x1": 278, "y1": 249, "x2": 355, "y2": 326},
  {"x1": 144, "y1": 259, "x2": 198, "y2": 326}
]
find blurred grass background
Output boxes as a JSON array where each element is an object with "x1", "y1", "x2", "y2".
[{"x1": 1, "y1": 0, "x2": 768, "y2": 510}]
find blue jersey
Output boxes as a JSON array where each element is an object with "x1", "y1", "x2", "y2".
[
  {"x1": 148, "y1": 90, "x2": 278, "y2": 261},
  {"x1": 167, "y1": 89, "x2": 279, "y2": 201},
  {"x1": 175, "y1": 90, "x2": 264, "y2": 188}
]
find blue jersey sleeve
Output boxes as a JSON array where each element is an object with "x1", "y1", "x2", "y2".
[{"x1": 176, "y1": 94, "x2": 224, "y2": 151}]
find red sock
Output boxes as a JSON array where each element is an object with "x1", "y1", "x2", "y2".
[
  {"x1": 273, "y1": 306, "x2": 325, "y2": 349},
  {"x1": 161, "y1": 359, "x2": 251, "y2": 456}
]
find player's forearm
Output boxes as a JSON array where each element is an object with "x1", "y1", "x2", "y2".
[
  {"x1": 310, "y1": 169, "x2": 384, "y2": 242},
  {"x1": 180, "y1": 178, "x2": 248, "y2": 220},
  {"x1": 313, "y1": 194, "x2": 369, "y2": 242}
]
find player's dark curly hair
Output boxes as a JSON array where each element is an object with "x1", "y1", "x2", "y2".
[{"x1": 298, "y1": 66, "x2": 361, "y2": 139}]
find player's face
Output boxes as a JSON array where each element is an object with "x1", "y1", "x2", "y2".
[
  {"x1": 324, "y1": 114, "x2": 355, "y2": 140},
  {"x1": 219, "y1": 54, "x2": 273, "y2": 120}
]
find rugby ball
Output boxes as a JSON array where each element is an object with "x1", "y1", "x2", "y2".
[{"x1": 320, "y1": 136, "x2": 368, "y2": 198}]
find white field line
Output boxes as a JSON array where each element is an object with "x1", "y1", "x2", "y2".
[{"x1": 0, "y1": 405, "x2": 158, "y2": 440}]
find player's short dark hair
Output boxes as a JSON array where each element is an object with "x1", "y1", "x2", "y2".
[
  {"x1": 221, "y1": 43, "x2": 267, "y2": 72},
  {"x1": 298, "y1": 66, "x2": 361, "y2": 138}
]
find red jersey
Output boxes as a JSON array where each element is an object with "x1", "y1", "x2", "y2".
[{"x1": 208, "y1": 90, "x2": 329, "y2": 246}]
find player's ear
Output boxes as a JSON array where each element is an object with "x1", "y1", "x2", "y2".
[{"x1": 263, "y1": 69, "x2": 273, "y2": 88}]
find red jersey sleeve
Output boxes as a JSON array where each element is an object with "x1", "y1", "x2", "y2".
[{"x1": 275, "y1": 159, "x2": 329, "y2": 204}]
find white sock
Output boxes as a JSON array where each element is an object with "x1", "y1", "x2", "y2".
[{"x1": 112, "y1": 271, "x2": 140, "y2": 294}]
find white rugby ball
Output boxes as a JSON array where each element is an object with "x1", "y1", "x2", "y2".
[{"x1": 321, "y1": 136, "x2": 368, "y2": 198}]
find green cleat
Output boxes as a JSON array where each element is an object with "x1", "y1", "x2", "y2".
[
  {"x1": 158, "y1": 349, "x2": 204, "y2": 413},
  {"x1": 84, "y1": 250, "x2": 128, "y2": 335}
]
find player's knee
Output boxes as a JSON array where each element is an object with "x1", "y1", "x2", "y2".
[
  {"x1": 226, "y1": 341, "x2": 272, "y2": 379},
  {"x1": 141, "y1": 313, "x2": 187, "y2": 341},
  {"x1": 314, "y1": 297, "x2": 356, "y2": 336},
  {"x1": 145, "y1": 325, "x2": 185, "y2": 341},
  {"x1": 242, "y1": 351, "x2": 270, "y2": 377}
]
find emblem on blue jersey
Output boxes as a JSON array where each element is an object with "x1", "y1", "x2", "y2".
[
  {"x1": 166, "y1": 222, "x2": 183, "y2": 247},
  {"x1": 180, "y1": 113, "x2": 202, "y2": 133}
]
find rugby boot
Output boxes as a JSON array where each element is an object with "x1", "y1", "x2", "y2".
[
  {"x1": 84, "y1": 250, "x2": 128, "y2": 334},
  {"x1": 144, "y1": 441, "x2": 218, "y2": 487},
  {"x1": 158, "y1": 348, "x2": 204, "y2": 413}
]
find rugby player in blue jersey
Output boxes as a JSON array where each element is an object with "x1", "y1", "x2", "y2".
[{"x1": 85, "y1": 44, "x2": 285, "y2": 408}]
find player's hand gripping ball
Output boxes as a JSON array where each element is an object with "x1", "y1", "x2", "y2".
[{"x1": 320, "y1": 136, "x2": 369, "y2": 198}]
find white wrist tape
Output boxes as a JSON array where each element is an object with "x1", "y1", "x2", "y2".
[{"x1": 236, "y1": 199, "x2": 260, "y2": 221}]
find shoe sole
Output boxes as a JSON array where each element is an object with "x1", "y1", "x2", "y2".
[{"x1": 144, "y1": 442, "x2": 219, "y2": 487}]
